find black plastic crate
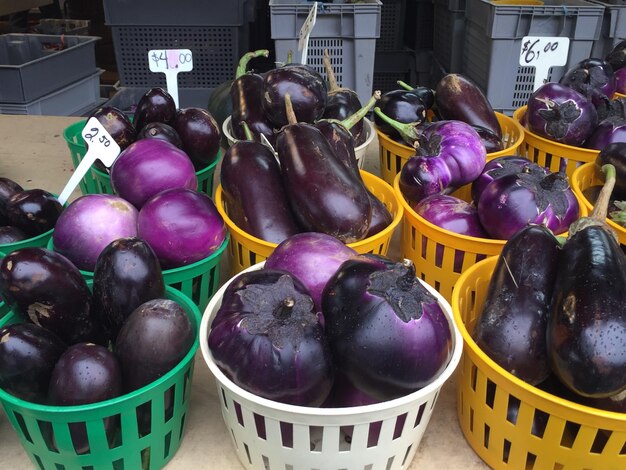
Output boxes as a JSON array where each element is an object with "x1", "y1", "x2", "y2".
[{"x1": 377, "y1": 0, "x2": 407, "y2": 51}]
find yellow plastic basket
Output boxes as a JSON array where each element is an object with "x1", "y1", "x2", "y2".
[
  {"x1": 451, "y1": 256, "x2": 626, "y2": 469},
  {"x1": 376, "y1": 112, "x2": 525, "y2": 186},
  {"x1": 215, "y1": 170, "x2": 404, "y2": 275},
  {"x1": 513, "y1": 106, "x2": 600, "y2": 178}
]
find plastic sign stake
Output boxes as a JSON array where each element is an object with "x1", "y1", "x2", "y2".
[
  {"x1": 519, "y1": 36, "x2": 570, "y2": 92},
  {"x1": 148, "y1": 49, "x2": 193, "y2": 108},
  {"x1": 260, "y1": 133, "x2": 280, "y2": 166},
  {"x1": 298, "y1": 2, "x2": 317, "y2": 65},
  {"x1": 58, "y1": 118, "x2": 120, "y2": 205}
]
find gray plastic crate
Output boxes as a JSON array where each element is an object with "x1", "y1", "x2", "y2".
[
  {"x1": 0, "y1": 34, "x2": 99, "y2": 104},
  {"x1": 462, "y1": 0, "x2": 605, "y2": 115},
  {"x1": 0, "y1": 69, "x2": 102, "y2": 116},
  {"x1": 104, "y1": 87, "x2": 215, "y2": 116},
  {"x1": 270, "y1": 0, "x2": 382, "y2": 106},
  {"x1": 433, "y1": 0, "x2": 465, "y2": 72},
  {"x1": 590, "y1": 0, "x2": 626, "y2": 58},
  {"x1": 34, "y1": 19, "x2": 91, "y2": 35}
]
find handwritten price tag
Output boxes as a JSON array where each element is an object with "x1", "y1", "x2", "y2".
[
  {"x1": 58, "y1": 118, "x2": 120, "y2": 205},
  {"x1": 148, "y1": 49, "x2": 193, "y2": 108},
  {"x1": 298, "y1": 2, "x2": 317, "y2": 65},
  {"x1": 519, "y1": 36, "x2": 570, "y2": 91}
]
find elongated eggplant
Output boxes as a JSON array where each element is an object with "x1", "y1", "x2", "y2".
[
  {"x1": 277, "y1": 95, "x2": 372, "y2": 242},
  {"x1": 596, "y1": 142, "x2": 626, "y2": 200},
  {"x1": 230, "y1": 50, "x2": 276, "y2": 144},
  {"x1": 472, "y1": 225, "x2": 560, "y2": 385},
  {"x1": 220, "y1": 122, "x2": 300, "y2": 244},
  {"x1": 548, "y1": 164, "x2": 626, "y2": 397},
  {"x1": 373, "y1": 86, "x2": 427, "y2": 140}
]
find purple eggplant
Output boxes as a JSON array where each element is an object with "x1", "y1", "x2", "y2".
[
  {"x1": 136, "y1": 121, "x2": 183, "y2": 149},
  {"x1": 173, "y1": 107, "x2": 221, "y2": 170},
  {"x1": 133, "y1": 87, "x2": 176, "y2": 131},
  {"x1": 0, "y1": 323, "x2": 66, "y2": 403},
  {"x1": 0, "y1": 226, "x2": 27, "y2": 244},
  {"x1": 322, "y1": 255, "x2": 453, "y2": 400},
  {"x1": 585, "y1": 116, "x2": 626, "y2": 149},
  {"x1": 435, "y1": 73, "x2": 502, "y2": 139},
  {"x1": 88, "y1": 106, "x2": 136, "y2": 152},
  {"x1": 208, "y1": 269, "x2": 333, "y2": 406},
  {"x1": 606, "y1": 40, "x2": 626, "y2": 71},
  {"x1": 413, "y1": 194, "x2": 488, "y2": 238},
  {"x1": 472, "y1": 225, "x2": 560, "y2": 385},
  {"x1": 559, "y1": 58, "x2": 615, "y2": 107},
  {"x1": 596, "y1": 142, "x2": 626, "y2": 199},
  {"x1": 615, "y1": 67, "x2": 626, "y2": 94},
  {"x1": 230, "y1": 49, "x2": 276, "y2": 144},
  {"x1": 262, "y1": 61, "x2": 327, "y2": 127},
  {"x1": 220, "y1": 122, "x2": 301, "y2": 244},
  {"x1": 0, "y1": 177, "x2": 23, "y2": 226},
  {"x1": 276, "y1": 95, "x2": 372, "y2": 242},
  {"x1": 477, "y1": 168, "x2": 579, "y2": 239},
  {"x1": 396, "y1": 80, "x2": 435, "y2": 109},
  {"x1": 526, "y1": 82, "x2": 598, "y2": 146},
  {"x1": 548, "y1": 164, "x2": 626, "y2": 397},
  {"x1": 472, "y1": 126, "x2": 504, "y2": 153},
  {"x1": 5, "y1": 189, "x2": 63, "y2": 236},
  {"x1": 373, "y1": 87, "x2": 427, "y2": 140}
]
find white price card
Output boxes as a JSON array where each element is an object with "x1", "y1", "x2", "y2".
[
  {"x1": 148, "y1": 49, "x2": 193, "y2": 108},
  {"x1": 58, "y1": 118, "x2": 120, "y2": 205},
  {"x1": 519, "y1": 36, "x2": 570, "y2": 92},
  {"x1": 298, "y1": 2, "x2": 317, "y2": 65}
]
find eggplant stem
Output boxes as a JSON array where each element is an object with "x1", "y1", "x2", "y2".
[
  {"x1": 568, "y1": 164, "x2": 617, "y2": 236},
  {"x1": 397, "y1": 80, "x2": 414, "y2": 91},
  {"x1": 323, "y1": 49, "x2": 339, "y2": 92},
  {"x1": 286, "y1": 50, "x2": 293, "y2": 64},
  {"x1": 235, "y1": 49, "x2": 269, "y2": 79},
  {"x1": 284, "y1": 93, "x2": 298, "y2": 125},
  {"x1": 273, "y1": 297, "x2": 295, "y2": 320},
  {"x1": 337, "y1": 90, "x2": 381, "y2": 130},
  {"x1": 397, "y1": 259, "x2": 417, "y2": 290},
  {"x1": 241, "y1": 121, "x2": 254, "y2": 141},
  {"x1": 374, "y1": 107, "x2": 422, "y2": 148}
]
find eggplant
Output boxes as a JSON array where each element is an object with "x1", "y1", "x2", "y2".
[
  {"x1": 472, "y1": 125, "x2": 504, "y2": 153},
  {"x1": 230, "y1": 49, "x2": 275, "y2": 144},
  {"x1": 276, "y1": 95, "x2": 372, "y2": 243},
  {"x1": 322, "y1": 255, "x2": 453, "y2": 401},
  {"x1": 559, "y1": 58, "x2": 615, "y2": 107},
  {"x1": 606, "y1": 40, "x2": 626, "y2": 71},
  {"x1": 92, "y1": 237, "x2": 165, "y2": 343},
  {"x1": 88, "y1": 106, "x2": 136, "y2": 152},
  {"x1": 472, "y1": 225, "x2": 560, "y2": 385},
  {"x1": 173, "y1": 107, "x2": 221, "y2": 170},
  {"x1": 136, "y1": 121, "x2": 183, "y2": 149},
  {"x1": 208, "y1": 269, "x2": 333, "y2": 406},
  {"x1": 133, "y1": 87, "x2": 177, "y2": 131},
  {"x1": 0, "y1": 226, "x2": 27, "y2": 245},
  {"x1": 435, "y1": 73, "x2": 502, "y2": 139},
  {"x1": 615, "y1": 67, "x2": 626, "y2": 94},
  {"x1": 373, "y1": 87, "x2": 427, "y2": 140},
  {"x1": 596, "y1": 142, "x2": 626, "y2": 200},
  {"x1": 5, "y1": 189, "x2": 63, "y2": 236},
  {"x1": 0, "y1": 323, "x2": 66, "y2": 403},
  {"x1": 0, "y1": 177, "x2": 23, "y2": 226},
  {"x1": 547, "y1": 164, "x2": 626, "y2": 397},
  {"x1": 585, "y1": 116, "x2": 626, "y2": 150},
  {"x1": 220, "y1": 122, "x2": 301, "y2": 244},
  {"x1": 413, "y1": 194, "x2": 488, "y2": 238},
  {"x1": 262, "y1": 61, "x2": 327, "y2": 127},
  {"x1": 0, "y1": 248, "x2": 101, "y2": 345},
  {"x1": 396, "y1": 80, "x2": 435, "y2": 109}
]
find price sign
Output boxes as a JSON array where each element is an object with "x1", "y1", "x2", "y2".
[
  {"x1": 298, "y1": 2, "x2": 317, "y2": 65},
  {"x1": 519, "y1": 36, "x2": 570, "y2": 92},
  {"x1": 58, "y1": 118, "x2": 120, "y2": 205},
  {"x1": 148, "y1": 49, "x2": 193, "y2": 108},
  {"x1": 260, "y1": 133, "x2": 280, "y2": 166}
]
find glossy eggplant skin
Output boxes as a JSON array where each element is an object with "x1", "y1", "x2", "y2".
[
  {"x1": 231, "y1": 73, "x2": 276, "y2": 145},
  {"x1": 548, "y1": 225, "x2": 626, "y2": 397},
  {"x1": 92, "y1": 237, "x2": 166, "y2": 343},
  {"x1": 374, "y1": 89, "x2": 427, "y2": 139},
  {"x1": 323, "y1": 91, "x2": 366, "y2": 146},
  {"x1": 0, "y1": 177, "x2": 23, "y2": 226},
  {"x1": 88, "y1": 106, "x2": 136, "y2": 151},
  {"x1": 472, "y1": 225, "x2": 560, "y2": 385},
  {"x1": 0, "y1": 248, "x2": 101, "y2": 345},
  {"x1": 133, "y1": 87, "x2": 176, "y2": 131},
  {"x1": 435, "y1": 74, "x2": 502, "y2": 139},
  {"x1": 0, "y1": 226, "x2": 27, "y2": 244},
  {"x1": 220, "y1": 140, "x2": 300, "y2": 244},
  {"x1": 276, "y1": 123, "x2": 372, "y2": 243},
  {"x1": 596, "y1": 142, "x2": 626, "y2": 199},
  {"x1": 173, "y1": 107, "x2": 221, "y2": 170},
  {"x1": 136, "y1": 122, "x2": 183, "y2": 149},
  {"x1": 5, "y1": 189, "x2": 63, "y2": 236}
]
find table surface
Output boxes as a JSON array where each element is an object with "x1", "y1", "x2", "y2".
[{"x1": 0, "y1": 114, "x2": 489, "y2": 470}]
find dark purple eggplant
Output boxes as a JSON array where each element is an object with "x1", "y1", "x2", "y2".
[
  {"x1": 48, "y1": 343, "x2": 122, "y2": 454},
  {"x1": 276, "y1": 95, "x2": 372, "y2": 243},
  {"x1": 594, "y1": 94, "x2": 626, "y2": 122},
  {"x1": 596, "y1": 142, "x2": 626, "y2": 200},
  {"x1": 0, "y1": 177, "x2": 23, "y2": 226},
  {"x1": 136, "y1": 121, "x2": 183, "y2": 149},
  {"x1": 435, "y1": 73, "x2": 502, "y2": 139},
  {"x1": 548, "y1": 164, "x2": 626, "y2": 398},
  {"x1": 472, "y1": 225, "x2": 560, "y2": 385},
  {"x1": 585, "y1": 116, "x2": 626, "y2": 150},
  {"x1": 220, "y1": 122, "x2": 301, "y2": 244},
  {"x1": 262, "y1": 61, "x2": 327, "y2": 127},
  {"x1": 0, "y1": 323, "x2": 66, "y2": 403},
  {"x1": 88, "y1": 106, "x2": 136, "y2": 151},
  {"x1": 322, "y1": 255, "x2": 453, "y2": 401},
  {"x1": 173, "y1": 107, "x2": 221, "y2": 170},
  {"x1": 472, "y1": 125, "x2": 504, "y2": 153},
  {"x1": 373, "y1": 87, "x2": 427, "y2": 140},
  {"x1": 92, "y1": 237, "x2": 165, "y2": 343},
  {"x1": 230, "y1": 49, "x2": 275, "y2": 145},
  {"x1": 5, "y1": 189, "x2": 63, "y2": 236},
  {"x1": 606, "y1": 40, "x2": 626, "y2": 71},
  {"x1": 0, "y1": 226, "x2": 27, "y2": 244},
  {"x1": 526, "y1": 82, "x2": 598, "y2": 146},
  {"x1": 208, "y1": 269, "x2": 333, "y2": 406},
  {"x1": 559, "y1": 58, "x2": 615, "y2": 107},
  {"x1": 0, "y1": 248, "x2": 101, "y2": 345},
  {"x1": 133, "y1": 87, "x2": 176, "y2": 132},
  {"x1": 615, "y1": 67, "x2": 626, "y2": 93},
  {"x1": 396, "y1": 80, "x2": 435, "y2": 109},
  {"x1": 363, "y1": 194, "x2": 394, "y2": 238}
]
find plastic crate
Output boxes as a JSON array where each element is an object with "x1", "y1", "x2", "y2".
[
  {"x1": 0, "y1": 34, "x2": 99, "y2": 104},
  {"x1": 433, "y1": 0, "x2": 466, "y2": 73},
  {"x1": 0, "y1": 69, "x2": 102, "y2": 116},
  {"x1": 462, "y1": 0, "x2": 605, "y2": 115},
  {"x1": 270, "y1": 0, "x2": 382, "y2": 106},
  {"x1": 373, "y1": 49, "x2": 418, "y2": 94},
  {"x1": 406, "y1": 0, "x2": 435, "y2": 50},
  {"x1": 34, "y1": 19, "x2": 91, "y2": 35},
  {"x1": 590, "y1": 0, "x2": 626, "y2": 57},
  {"x1": 377, "y1": 0, "x2": 407, "y2": 51}
]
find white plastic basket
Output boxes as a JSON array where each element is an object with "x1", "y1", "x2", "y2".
[
  {"x1": 221, "y1": 116, "x2": 375, "y2": 169},
  {"x1": 200, "y1": 261, "x2": 463, "y2": 470}
]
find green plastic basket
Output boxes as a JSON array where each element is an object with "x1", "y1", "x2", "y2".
[
  {"x1": 0, "y1": 227, "x2": 55, "y2": 257},
  {"x1": 47, "y1": 236, "x2": 229, "y2": 311},
  {"x1": 0, "y1": 284, "x2": 201, "y2": 470},
  {"x1": 0, "y1": 300, "x2": 9, "y2": 321}
]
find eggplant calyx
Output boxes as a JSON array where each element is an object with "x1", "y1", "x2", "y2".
[
  {"x1": 569, "y1": 164, "x2": 617, "y2": 236},
  {"x1": 374, "y1": 107, "x2": 422, "y2": 148},
  {"x1": 537, "y1": 99, "x2": 582, "y2": 140},
  {"x1": 515, "y1": 170, "x2": 571, "y2": 215},
  {"x1": 235, "y1": 49, "x2": 270, "y2": 78},
  {"x1": 273, "y1": 297, "x2": 295, "y2": 320}
]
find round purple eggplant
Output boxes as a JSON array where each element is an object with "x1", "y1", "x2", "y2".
[
  {"x1": 133, "y1": 87, "x2": 176, "y2": 131},
  {"x1": 526, "y1": 82, "x2": 597, "y2": 146},
  {"x1": 5, "y1": 189, "x2": 63, "y2": 236},
  {"x1": 0, "y1": 177, "x2": 23, "y2": 226},
  {"x1": 136, "y1": 121, "x2": 183, "y2": 149},
  {"x1": 596, "y1": 142, "x2": 626, "y2": 199},
  {"x1": 172, "y1": 107, "x2": 221, "y2": 170},
  {"x1": 208, "y1": 269, "x2": 333, "y2": 406},
  {"x1": 92, "y1": 237, "x2": 165, "y2": 343},
  {"x1": 88, "y1": 106, "x2": 136, "y2": 151},
  {"x1": 322, "y1": 255, "x2": 453, "y2": 400},
  {"x1": 373, "y1": 88, "x2": 427, "y2": 140},
  {"x1": 413, "y1": 194, "x2": 488, "y2": 238},
  {"x1": 0, "y1": 226, "x2": 27, "y2": 244},
  {"x1": 0, "y1": 322, "x2": 66, "y2": 403},
  {"x1": 559, "y1": 58, "x2": 615, "y2": 107},
  {"x1": 585, "y1": 116, "x2": 626, "y2": 149},
  {"x1": 0, "y1": 248, "x2": 101, "y2": 345}
]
